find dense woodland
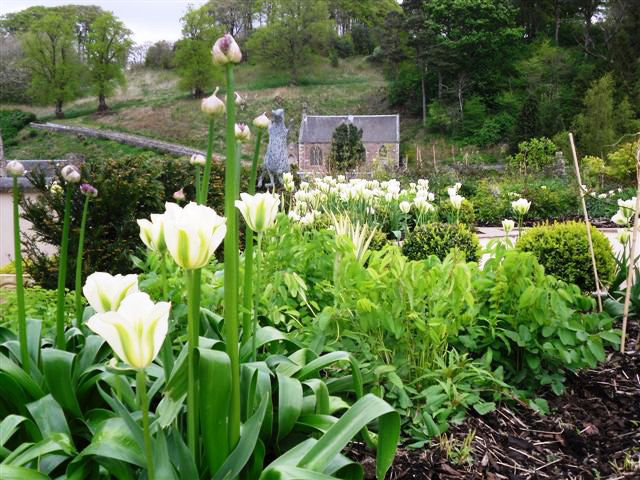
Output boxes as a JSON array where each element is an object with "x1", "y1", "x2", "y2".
[{"x1": 1, "y1": 0, "x2": 638, "y2": 157}]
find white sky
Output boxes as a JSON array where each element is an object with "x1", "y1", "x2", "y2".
[{"x1": 0, "y1": 0, "x2": 209, "y2": 43}]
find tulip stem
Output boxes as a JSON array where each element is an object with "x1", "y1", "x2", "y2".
[
  {"x1": 74, "y1": 195, "x2": 90, "y2": 328},
  {"x1": 223, "y1": 63, "x2": 241, "y2": 448},
  {"x1": 136, "y1": 369, "x2": 155, "y2": 480},
  {"x1": 195, "y1": 167, "x2": 201, "y2": 205},
  {"x1": 55, "y1": 184, "x2": 73, "y2": 349},
  {"x1": 12, "y1": 176, "x2": 29, "y2": 372},
  {"x1": 159, "y1": 254, "x2": 173, "y2": 383},
  {"x1": 242, "y1": 130, "x2": 263, "y2": 344},
  {"x1": 200, "y1": 117, "x2": 216, "y2": 204},
  {"x1": 186, "y1": 268, "x2": 201, "y2": 460},
  {"x1": 252, "y1": 233, "x2": 263, "y2": 362}
]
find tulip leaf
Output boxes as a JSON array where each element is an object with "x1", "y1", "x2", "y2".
[
  {"x1": 97, "y1": 384, "x2": 144, "y2": 452},
  {"x1": 212, "y1": 395, "x2": 269, "y2": 480},
  {"x1": 74, "y1": 335, "x2": 106, "y2": 382},
  {"x1": 277, "y1": 373, "x2": 303, "y2": 441},
  {"x1": 167, "y1": 428, "x2": 198, "y2": 480},
  {"x1": 153, "y1": 430, "x2": 178, "y2": 480},
  {"x1": 80, "y1": 417, "x2": 145, "y2": 467},
  {"x1": 2, "y1": 432, "x2": 74, "y2": 467},
  {"x1": 295, "y1": 415, "x2": 338, "y2": 435},
  {"x1": 239, "y1": 327, "x2": 299, "y2": 361},
  {"x1": 26, "y1": 395, "x2": 71, "y2": 440},
  {"x1": 0, "y1": 465, "x2": 51, "y2": 479},
  {"x1": 198, "y1": 348, "x2": 231, "y2": 475},
  {"x1": 26, "y1": 319, "x2": 42, "y2": 366},
  {"x1": 0, "y1": 415, "x2": 28, "y2": 447},
  {"x1": 303, "y1": 379, "x2": 330, "y2": 415},
  {"x1": 42, "y1": 349, "x2": 82, "y2": 417},
  {"x1": 0, "y1": 353, "x2": 45, "y2": 399}
]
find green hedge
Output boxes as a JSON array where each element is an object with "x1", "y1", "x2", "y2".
[
  {"x1": 0, "y1": 109, "x2": 37, "y2": 144},
  {"x1": 402, "y1": 222, "x2": 480, "y2": 262}
]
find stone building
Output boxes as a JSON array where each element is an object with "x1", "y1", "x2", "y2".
[{"x1": 297, "y1": 114, "x2": 400, "y2": 174}]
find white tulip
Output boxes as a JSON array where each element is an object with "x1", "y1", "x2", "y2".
[
  {"x1": 512, "y1": 198, "x2": 531, "y2": 216},
  {"x1": 611, "y1": 209, "x2": 629, "y2": 226},
  {"x1": 201, "y1": 87, "x2": 226, "y2": 116},
  {"x1": 137, "y1": 214, "x2": 167, "y2": 253},
  {"x1": 617, "y1": 228, "x2": 630, "y2": 245},
  {"x1": 502, "y1": 219, "x2": 515, "y2": 235},
  {"x1": 163, "y1": 202, "x2": 226, "y2": 270},
  {"x1": 87, "y1": 292, "x2": 170, "y2": 369},
  {"x1": 212, "y1": 33, "x2": 242, "y2": 65},
  {"x1": 61, "y1": 165, "x2": 81, "y2": 183},
  {"x1": 83, "y1": 272, "x2": 139, "y2": 313},
  {"x1": 618, "y1": 198, "x2": 636, "y2": 217},
  {"x1": 399, "y1": 201, "x2": 411, "y2": 214},
  {"x1": 235, "y1": 192, "x2": 280, "y2": 233},
  {"x1": 450, "y1": 194, "x2": 464, "y2": 210},
  {"x1": 283, "y1": 172, "x2": 294, "y2": 192},
  {"x1": 6, "y1": 160, "x2": 25, "y2": 176}
]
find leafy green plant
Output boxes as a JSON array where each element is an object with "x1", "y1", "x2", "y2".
[
  {"x1": 508, "y1": 137, "x2": 556, "y2": 175},
  {"x1": 517, "y1": 221, "x2": 615, "y2": 291},
  {"x1": 438, "y1": 198, "x2": 476, "y2": 226},
  {"x1": 0, "y1": 109, "x2": 36, "y2": 144},
  {"x1": 0, "y1": 286, "x2": 75, "y2": 332},
  {"x1": 402, "y1": 223, "x2": 480, "y2": 262}
]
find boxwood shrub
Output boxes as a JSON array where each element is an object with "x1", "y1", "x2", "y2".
[
  {"x1": 437, "y1": 198, "x2": 476, "y2": 226},
  {"x1": 402, "y1": 222, "x2": 480, "y2": 262},
  {"x1": 516, "y1": 221, "x2": 615, "y2": 292},
  {"x1": 0, "y1": 109, "x2": 37, "y2": 144}
]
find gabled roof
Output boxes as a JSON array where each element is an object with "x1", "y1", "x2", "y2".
[{"x1": 299, "y1": 115, "x2": 399, "y2": 144}]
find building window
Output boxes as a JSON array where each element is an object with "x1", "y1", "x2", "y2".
[{"x1": 310, "y1": 145, "x2": 323, "y2": 166}]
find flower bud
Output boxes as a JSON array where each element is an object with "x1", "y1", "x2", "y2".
[
  {"x1": 511, "y1": 198, "x2": 531, "y2": 216},
  {"x1": 450, "y1": 194, "x2": 464, "y2": 211},
  {"x1": 617, "y1": 228, "x2": 630, "y2": 245},
  {"x1": 173, "y1": 188, "x2": 186, "y2": 202},
  {"x1": 235, "y1": 92, "x2": 245, "y2": 107},
  {"x1": 201, "y1": 87, "x2": 226, "y2": 116},
  {"x1": 212, "y1": 33, "x2": 242, "y2": 66},
  {"x1": 253, "y1": 112, "x2": 270, "y2": 129},
  {"x1": 283, "y1": 172, "x2": 294, "y2": 192},
  {"x1": 235, "y1": 123, "x2": 251, "y2": 142},
  {"x1": 502, "y1": 219, "x2": 515, "y2": 235},
  {"x1": 61, "y1": 165, "x2": 81, "y2": 183},
  {"x1": 235, "y1": 192, "x2": 280, "y2": 233},
  {"x1": 399, "y1": 201, "x2": 411, "y2": 214},
  {"x1": 50, "y1": 181, "x2": 63, "y2": 196},
  {"x1": 80, "y1": 183, "x2": 98, "y2": 197},
  {"x1": 190, "y1": 154, "x2": 206, "y2": 166},
  {"x1": 6, "y1": 160, "x2": 25, "y2": 177}
]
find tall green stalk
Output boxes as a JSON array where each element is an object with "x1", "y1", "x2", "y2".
[
  {"x1": 252, "y1": 233, "x2": 263, "y2": 362},
  {"x1": 12, "y1": 176, "x2": 28, "y2": 371},
  {"x1": 194, "y1": 167, "x2": 201, "y2": 205},
  {"x1": 55, "y1": 185, "x2": 73, "y2": 349},
  {"x1": 136, "y1": 369, "x2": 155, "y2": 480},
  {"x1": 74, "y1": 195, "x2": 90, "y2": 327},
  {"x1": 200, "y1": 118, "x2": 216, "y2": 204},
  {"x1": 242, "y1": 130, "x2": 263, "y2": 344},
  {"x1": 223, "y1": 63, "x2": 241, "y2": 447},
  {"x1": 186, "y1": 268, "x2": 201, "y2": 459},
  {"x1": 158, "y1": 254, "x2": 173, "y2": 383}
]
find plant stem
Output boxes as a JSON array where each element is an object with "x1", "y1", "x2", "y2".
[
  {"x1": 252, "y1": 233, "x2": 263, "y2": 362},
  {"x1": 195, "y1": 167, "x2": 201, "y2": 205},
  {"x1": 158, "y1": 254, "x2": 173, "y2": 382},
  {"x1": 136, "y1": 369, "x2": 155, "y2": 480},
  {"x1": 74, "y1": 195, "x2": 90, "y2": 328},
  {"x1": 200, "y1": 117, "x2": 216, "y2": 204},
  {"x1": 186, "y1": 268, "x2": 201, "y2": 460},
  {"x1": 55, "y1": 184, "x2": 73, "y2": 349},
  {"x1": 12, "y1": 176, "x2": 28, "y2": 371},
  {"x1": 242, "y1": 130, "x2": 263, "y2": 344},
  {"x1": 223, "y1": 63, "x2": 241, "y2": 448}
]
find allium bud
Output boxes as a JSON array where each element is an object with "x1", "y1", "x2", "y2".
[
  {"x1": 6, "y1": 160, "x2": 25, "y2": 177},
  {"x1": 61, "y1": 165, "x2": 81, "y2": 183},
  {"x1": 50, "y1": 181, "x2": 63, "y2": 196},
  {"x1": 235, "y1": 123, "x2": 251, "y2": 142},
  {"x1": 173, "y1": 188, "x2": 186, "y2": 202},
  {"x1": 253, "y1": 112, "x2": 270, "y2": 129},
  {"x1": 212, "y1": 33, "x2": 242, "y2": 66},
  {"x1": 190, "y1": 154, "x2": 206, "y2": 166},
  {"x1": 235, "y1": 92, "x2": 245, "y2": 107},
  {"x1": 201, "y1": 87, "x2": 226, "y2": 116},
  {"x1": 80, "y1": 183, "x2": 98, "y2": 197}
]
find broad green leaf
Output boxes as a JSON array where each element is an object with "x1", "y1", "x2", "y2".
[
  {"x1": 2, "y1": 433, "x2": 74, "y2": 467},
  {"x1": 97, "y1": 384, "x2": 144, "y2": 452},
  {"x1": 0, "y1": 415, "x2": 27, "y2": 447},
  {"x1": 42, "y1": 349, "x2": 82, "y2": 418},
  {"x1": 153, "y1": 430, "x2": 177, "y2": 480},
  {"x1": 0, "y1": 353, "x2": 44, "y2": 399},
  {"x1": 472, "y1": 402, "x2": 496, "y2": 415},
  {"x1": 0, "y1": 465, "x2": 51, "y2": 479},
  {"x1": 26, "y1": 395, "x2": 71, "y2": 440},
  {"x1": 26, "y1": 319, "x2": 42, "y2": 367},
  {"x1": 277, "y1": 373, "x2": 303, "y2": 441},
  {"x1": 199, "y1": 348, "x2": 231, "y2": 475},
  {"x1": 240, "y1": 327, "x2": 298, "y2": 361},
  {"x1": 295, "y1": 415, "x2": 338, "y2": 434},
  {"x1": 80, "y1": 417, "x2": 144, "y2": 467},
  {"x1": 303, "y1": 379, "x2": 330, "y2": 415},
  {"x1": 167, "y1": 428, "x2": 198, "y2": 480}
]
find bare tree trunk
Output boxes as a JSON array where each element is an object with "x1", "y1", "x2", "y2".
[
  {"x1": 193, "y1": 86, "x2": 204, "y2": 98},
  {"x1": 437, "y1": 70, "x2": 443, "y2": 99},
  {"x1": 98, "y1": 93, "x2": 108, "y2": 112},
  {"x1": 55, "y1": 99, "x2": 65, "y2": 119},
  {"x1": 421, "y1": 63, "x2": 427, "y2": 126},
  {"x1": 554, "y1": 0, "x2": 561, "y2": 44},
  {"x1": 457, "y1": 77, "x2": 464, "y2": 119}
]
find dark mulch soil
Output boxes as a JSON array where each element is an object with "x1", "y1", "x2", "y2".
[{"x1": 351, "y1": 330, "x2": 640, "y2": 480}]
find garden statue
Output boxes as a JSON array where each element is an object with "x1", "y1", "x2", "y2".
[{"x1": 258, "y1": 108, "x2": 290, "y2": 188}]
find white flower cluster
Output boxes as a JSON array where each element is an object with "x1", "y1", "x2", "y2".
[
  {"x1": 611, "y1": 197, "x2": 636, "y2": 226},
  {"x1": 586, "y1": 186, "x2": 623, "y2": 199}
]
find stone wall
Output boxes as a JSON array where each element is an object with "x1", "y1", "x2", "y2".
[{"x1": 298, "y1": 142, "x2": 399, "y2": 174}]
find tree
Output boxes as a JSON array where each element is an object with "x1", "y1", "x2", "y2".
[
  {"x1": 0, "y1": 34, "x2": 31, "y2": 103},
  {"x1": 328, "y1": 122, "x2": 366, "y2": 173},
  {"x1": 574, "y1": 73, "x2": 615, "y2": 157},
  {"x1": 144, "y1": 41, "x2": 175, "y2": 69},
  {"x1": 86, "y1": 13, "x2": 132, "y2": 112},
  {"x1": 174, "y1": 5, "x2": 221, "y2": 97},
  {"x1": 247, "y1": 0, "x2": 334, "y2": 83},
  {"x1": 21, "y1": 13, "x2": 81, "y2": 118}
]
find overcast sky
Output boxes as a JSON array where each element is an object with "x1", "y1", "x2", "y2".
[{"x1": 0, "y1": 0, "x2": 209, "y2": 43}]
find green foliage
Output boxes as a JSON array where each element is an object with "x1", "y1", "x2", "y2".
[
  {"x1": 574, "y1": 74, "x2": 616, "y2": 158},
  {"x1": 437, "y1": 198, "x2": 476, "y2": 226},
  {"x1": 86, "y1": 13, "x2": 132, "y2": 111},
  {"x1": 0, "y1": 286, "x2": 75, "y2": 332},
  {"x1": 327, "y1": 123, "x2": 366, "y2": 174},
  {"x1": 402, "y1": 223, "x2": 480, "y2": 262},
  {"x1": 606, "y1": 142, "x2": 638, "y2": 184},
  {"x1": 246, "y1": 0, "x2": 334, "y2": 83},
  {"x1": 508, "y1": 137, "x2": 557, "y2": 175},
  {"x1": 0, "y1": 109, "x2": 36, "y2": 144},
  {"x1": 145, "y1": 40, "x2": 175, "y2": 69},
  {"x1": 351, "y1": 24, "x2": 375, "y2": 55},
  {"x1": 517, "y1": 222, "x2": 615, "y2": 291},
  {"x1": 368, "y1": 229, "x2": 389, "y2": 251},
  {"x1": 582, "y1": 155, "x2": 606, "y2": 186},
  {"x1": 330, "y1": 35, "x2": 354, "y2": 58}
]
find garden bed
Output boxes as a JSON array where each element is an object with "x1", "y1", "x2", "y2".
[{"x1": 352, "y1": 331, "x2": 640, "y2": 479}]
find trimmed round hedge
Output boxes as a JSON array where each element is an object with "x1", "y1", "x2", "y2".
[
  {"x1": 516, "y1": 221, "x2": 614, "y2": 292},
  {"x1": 402, "y1": 222, "x2": 480, "y2": 262},
  {"x1": 437, "y1": 198, "x2": 476, "y2": 226}
]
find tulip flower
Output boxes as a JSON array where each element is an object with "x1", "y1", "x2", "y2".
[
  {"x1": 163, "y1": 202, "x2": 226, "y2": 270},
  {"x1": 511, "y1": 198, "x2": 531, "y2": 216},
  {"x1": 399, "y1": 201, "x2": 411, "y2": 214},
  {"x1": 253, "y1": 112, "x2": 270, "y2": 129},
  {"x1": 6, "y1": 160, "x2": 25, "y2": 176},
  {"x1": 235, "y1": 123, "x2": 251, "y2": 142},
  {"x1": 137, "y1": 214, "x2": 167, "y2": 253},
  {"x1": 61, "y1": 164, "x2": 81, "y2": 183},
  {"x1": 618, "y1": 228, "x2": 630, "y2": 246},
  {"x1": 450, "y1": 194, "x2": 464, "y2": 210},
  {"x1": 212, "y1": 33, "x2": 242, "y2": 65},
  {"x1": 83, "y1": 272, "x2": 139, "y2": 313},
  {"x1": 283, "y1": 172, "x2": 295, "y2": 193},
  {"x1": 235, "y1": 192, "x2": 280, "y2": 233},
  {"x1": 201, "y1": 87, "x2": 226, "y2": 116},
  {"x1": 502, "y1": 219, "x2": 515, "y2": 235},
  {"x1": 80, "y1": 183, "x2": 98, "y2": 197},
  {"x1": 612, "y1": 209, "x2": 630, "y2": 226}
]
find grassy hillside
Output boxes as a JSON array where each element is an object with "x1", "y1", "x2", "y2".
[{"x1": 5, "y1": 58, "x2": 390, "y2": 161}]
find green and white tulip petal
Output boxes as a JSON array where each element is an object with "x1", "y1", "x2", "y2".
[
  {"x1": 235, "y1": 192, "x2": 280, "y2": 233},
  {"x1": 83, "y1": 272, "x2": 139, "y2": 313},
  {"x1": 137, "y1": 213, "x2": 167, "y2": 253}
]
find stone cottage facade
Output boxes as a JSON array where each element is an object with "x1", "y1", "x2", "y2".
[{"x1": 297, "y1": 114, "x2": 400, "y2": 174}]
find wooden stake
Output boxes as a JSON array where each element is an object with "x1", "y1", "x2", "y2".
[
  {"x1": 432, "y1": 144, "x2": 437, "y2": 173},
  {"x1": 569, "y1": 133, "x2": 603, "y2": 312},
  {"x1": 620, "y1": 141, "x2": 640, "y2": 352}
]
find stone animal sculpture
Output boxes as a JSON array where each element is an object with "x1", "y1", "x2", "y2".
[{"x1": 258, "y1": 108, "x2": 290, "y2": 188}]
